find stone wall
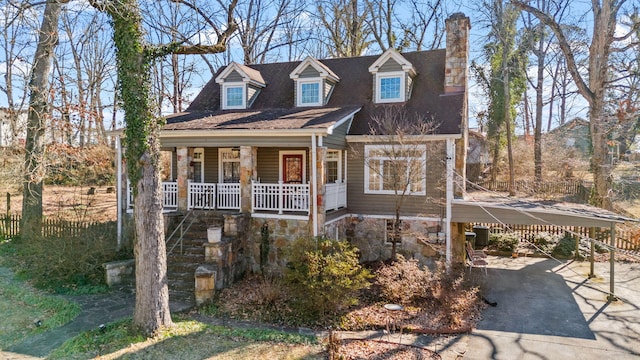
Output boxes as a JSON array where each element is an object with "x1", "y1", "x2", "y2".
[
  {"x1": 203, "y1": 213, "x2": 250, "y2": 289},
  {"x1": 247, "y1": 217, "x2": 310, "y2": 274},
  {"x1": 326, "y1": 216, "x2": 446, "y2": 266}
]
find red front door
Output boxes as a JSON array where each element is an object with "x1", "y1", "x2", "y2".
[{"x1": 282, "y1": 154, "x2": 303, "y2": 183}]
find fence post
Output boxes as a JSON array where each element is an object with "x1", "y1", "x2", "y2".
[{"x1": 589, "y1": 227, "x2": 596, "y2": 279}]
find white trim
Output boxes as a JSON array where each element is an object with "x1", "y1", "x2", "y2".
[
  {"x1": 289, "y1": 56, "x2": 340, "y2": 82},
  {"x1": 215, "y1": 62, "x2": 265, "y2": 87},
  {"x1": 368, "y1": 48, "x2": 416, "y2": 75},
  {"x1": 326, "y1": 150, "x2": 342, "y2": 183},
  {"x1": 324, "y1": 213, "x2": 443, "y2": 226},
  {"x1": 375, "y1": 72, "x2": 406, "y2": 103},
  {"x1": 445, "y1": 138, "x2": 454, "y2": 268},
  {"x1": 312, "y1": 135, "x2": 318, "y2": 238},
  {"x1": 116, "y1": 136, "x2": 122, "y2": 250},
  {"x1": 251, "y1": 212, "x2": 309, "y2": 221},
  {"x1": 346, "y1": 134, "x2": 462, "y2": 142},
  {"x1": 218, "y1": 148, "x2": 241, "y2": 183},
  {"x1": 192, "y1": 147, "x2": 204, "y2": 182},
  {"x1": 221, "y1": 83, "x2": 246, "y2": 109},
  {"x1": 296, "y1": 78, "x2": 323, "y2": 107},
  {"x1": 279, "y1": 150, "x2": 307, "y2": 184},
  {"x1": 327, "y1": 108, "x2": 360, "y2": 135},
  {"x1": 363, "y1": 144, "x2": 427, "y2": 196}
]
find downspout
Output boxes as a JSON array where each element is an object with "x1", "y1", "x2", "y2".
[
  {"x1": 311, "y1": 134, "x2": 318, "y2": 238},
  {"x1": 116, "y1": 135, "x2": 122, "y2": 251},
  {"x1": 445, "y1": 138, "x2": 455, "y2": 268}
]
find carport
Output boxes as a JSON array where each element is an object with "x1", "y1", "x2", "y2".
[{"x1": 451, "y1": 198, "x2": 634, "y2": 301}]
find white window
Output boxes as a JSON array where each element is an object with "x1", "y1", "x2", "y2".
[
  {"x1": 222, "y1": 84, "x2": 245, "y2": 109},
  {"x1": 219, "y1": 148, "x2": 241, "y2": 183},
  {"x1": 375, "y1": 72, "x2": 405, "y2": 103},
  {"x1": 364, "y1": 145, "x2": 425, "y2": 195},
  {"x1": 326, "y1": 150, "x2": 342, "y2": 183},
  {"x1": 191, "y1": 148, "x2": 204, "y2": 183},
  {"x1": 297, "y1": 79, "x2": 322, "y2": 107}
]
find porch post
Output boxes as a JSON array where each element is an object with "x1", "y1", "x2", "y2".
[
  {"x1": 116, "y1": 135, "x2": 122, "y2": 251},
  {"x1": 445, "y1": 138, "x2": 455, "y2": 269},
  {"x1": 314, "y1": 144, "x2": 327, "y2": 237},
  {"x1": 239, "y1": 146, "x2": 256, "y2": 213},
  {"x1": 176, "y1": 146, "x2": 189, "y2": 212}
]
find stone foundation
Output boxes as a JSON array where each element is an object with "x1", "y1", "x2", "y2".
[
  {"x1": 325, "y1": 216, "x2": 445, "y2": 266},
  {"x1": 202, "y1": 213, "x2": 249, "y2": 290},
  {"x1": 248, "y1": 217, "x2": 310, "y2": 273}
]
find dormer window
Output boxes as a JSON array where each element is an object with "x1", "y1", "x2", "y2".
[
  {"x1": 299, "y1": 80, "x2": 322, "y2": 106},
  {"x1": 290, "y1": 56, "x2": 340, "y2": 107},
  {"x1": 215, "y1": 62, "x2": 266, "y2": 110},
  {"x1": 369, "y1": 49, "x2": 416, "y2": 104},
  {"x1": 223, "y1": 84, "x2": 245, "y2": 109}
]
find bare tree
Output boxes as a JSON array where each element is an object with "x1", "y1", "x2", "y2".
[
  {"x1": 360, "y1": 106, "x2": 438, "y2": 259},
  {"x1": 513, "y1": 0, "x2": 640, "y2": 210},
  {"x1": 316, "y1": 0, "x2": 372, "y2": 57},
  {"x1": 22, "y1": 0, "x2": 69, "y2": 241},
  {"x1": 0, "y1": 2, "x2": 40, "y2": 146}
]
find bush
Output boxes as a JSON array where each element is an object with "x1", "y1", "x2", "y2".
[
  {"x1": 531, "y1": 232, "x2": 559, "y2": 254},
  {"x1": 552, "y1": 234, "x2": 577, "y2": 259},
  {"x1": 489, "y1": 232, "x2": 520, "y2": 252},
  {"x1": 375, "y1": 255, "x2": 431, "y2": 306},
  {"x1": 284, "y1": 238, "x2": 372, "y2": 323},
  {"x1": 3, "y1": 222, "x2": 130, "y2": 293}
]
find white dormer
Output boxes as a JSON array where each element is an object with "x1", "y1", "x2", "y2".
[
  {"x1": 368, "y1": 49, "x2": 417, "y2": 104},
  {"x1": 215, "y1": 62, "x2": 266, "y2": 110},
  {"x1": 289, "y1": 56, "x2": 340, "y2": 107}
]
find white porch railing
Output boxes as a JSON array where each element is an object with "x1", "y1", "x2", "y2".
[
  {"x1": 252, "y1": 182, "x2": 310, "y2": 214},
  {"x1": 188, "y1": 182, "x2": 216, "y2": 210},
  {"x1": 325, "y1": 182, "x2": 347, "y2": 211},
  {"x1": 217, "y1": 183, "x2": 241, "y2": 209},
  {"x1": 127, "y1": 181, "x2": 178, "y2": 210}
]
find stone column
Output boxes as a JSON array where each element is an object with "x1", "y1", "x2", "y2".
[
  {"x1": 314, "y1": 146, "x2": 327, "y2": 236},
  {"x1": 176, "y1": 147, "x2": 189, "y2": 212},
  {"x1": 239, "y1": 146, "x2": 256, "y2": 213}
]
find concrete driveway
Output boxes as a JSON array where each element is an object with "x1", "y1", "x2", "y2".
[{"x1": 464, "y1": 256, "x2": 640, "y2": 359}]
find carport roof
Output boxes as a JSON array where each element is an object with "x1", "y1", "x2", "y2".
[{"x1": 451, "y1": 198, "x2": 635, "y2": 228}]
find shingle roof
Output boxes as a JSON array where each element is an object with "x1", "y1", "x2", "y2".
[{"x1": 167, "y1": 49, "x2": 464, "y2": 136}]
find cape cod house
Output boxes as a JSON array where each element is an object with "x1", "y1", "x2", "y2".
[{"x1": 116, "y1": 13, "x2": 472, "y2": 269}]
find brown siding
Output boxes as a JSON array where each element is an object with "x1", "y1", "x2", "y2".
[
  {"x1": 257, "y1": 148, "x2": 310, "y2": 183},
  {"x1": 204, "y1": 147, "x2": 219, "y2": 183},
  {"x1": 345, "y1": 142, "x2": 445, "y2": 217},
  {"x1": 324, "y1": 120, "x2": 350, "y2": 149},
  {"x1": 247, "y1": 85, "x2": 260, "y2": 106}
]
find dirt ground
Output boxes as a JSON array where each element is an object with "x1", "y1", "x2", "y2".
[{"x1": 0, "y1": 185, "x2": 117, "y2": 222}]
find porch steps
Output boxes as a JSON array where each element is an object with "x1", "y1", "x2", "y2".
[{"x1": 166, "y1": 212, "x2": 224, "y2": 305}]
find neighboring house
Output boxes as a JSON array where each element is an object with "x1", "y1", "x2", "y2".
[
  {"x1": 116, "y1": 13, "x2": 472, "y2": 267},
  {"x1": 544, "y1": 118, "x2": 590, "y2": 158},
  {"x1": 467, "y1": 130, "x2": 489, "y2": 183},
  {"x1": 0, "y1": 108, "x2": 27, "y2": 147}
]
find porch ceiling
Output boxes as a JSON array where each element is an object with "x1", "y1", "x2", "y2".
[{"x1": 451, "y1": 198, "x2": 634, "y2": 228}]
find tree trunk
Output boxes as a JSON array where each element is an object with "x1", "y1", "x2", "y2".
[
  {"x1": 22, "y1": 1, "x2": 64, "y2": 241},
  {"x1": 105, "y1": 0, "x2": 173, "y2": 335},
  {"x1": 534, "y1": 23, "x2": 544, "y2": 183}
]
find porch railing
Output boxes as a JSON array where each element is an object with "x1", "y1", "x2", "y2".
[
  {"x1": 127, "y1": 181, "x2": 178, "y2": 210},
  {"x1": 252, "y1": 182, "x2": 310, "y2": 214},
  {"x1": 217, "y1": 183, "x2": 241, "y2": 209},
  {"x1": 325, "y1": 182, "x2": 347, "y2": 211},
  {"x1": 188, "y1": 182, "x2": 216, "y2": 210}
]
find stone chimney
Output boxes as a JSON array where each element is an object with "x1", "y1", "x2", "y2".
[
  {"x1": 445, "y1": 13, "x2": 470, "y2": 94},
  {"x1": 444, "y1": 12, "x2": 470, "y2": 197}
]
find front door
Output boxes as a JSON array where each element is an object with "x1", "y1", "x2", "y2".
[{"x1": 282, "y1": 154, "x2": 303, "y2": 183}]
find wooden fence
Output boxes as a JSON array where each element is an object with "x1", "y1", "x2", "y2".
[
  {"x1": 1, "y1": 214, "x2": 114, "y2": 239},
  {"x1": 473, "y1": 179, "x2": 591, "y2": 201},
  {"x1": 469, "y1": 223, "x2": 640, "y2": 251}
]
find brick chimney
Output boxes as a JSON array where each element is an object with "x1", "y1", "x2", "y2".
[{"x1": 445, "y1": 13, "x2": 470, "y2": 94}]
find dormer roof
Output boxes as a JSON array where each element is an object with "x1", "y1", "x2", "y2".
[
  {"x1": 215, "y1": 62, "x2": 266, "y2": 87},
  {"x1": 289, "y1": 56, "x2": 340, "y2": 82},
  {"x1": 368, "y1": 48, "x2": 417, "y2": 76}
]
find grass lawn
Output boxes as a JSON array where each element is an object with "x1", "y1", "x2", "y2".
[
  {"x1": 49, "y1": 319, "x2": 324, "y2": 360},
  {"x1": 0, "y1": 266, "x2": 81, "y2": 350}
]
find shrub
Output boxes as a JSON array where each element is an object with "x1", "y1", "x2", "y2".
[
  {"x1": 375, "y1": 255, "x2": 431, "y2": 306},
  {"x1": 552, "y1": 234, "x2": 577, "y2": 259},
  {"x1": 489, "y1": 232, "x2": 520, "y2": 252},
  {"x1": 531, "y1": 232, "x2": 559, "y2": 254},
  {"x1": 284, "y1": 238, "x2": 372, "y2": 323}
]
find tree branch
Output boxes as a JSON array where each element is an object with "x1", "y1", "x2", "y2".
[{"x1": 511, "y1": 0, "x2": 595, "y2": 104}]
